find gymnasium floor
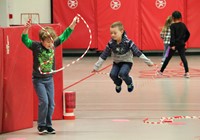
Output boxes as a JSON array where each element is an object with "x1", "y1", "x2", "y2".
[{"x1": 1, "y1": 55, "x2": 200, "y2": 140}]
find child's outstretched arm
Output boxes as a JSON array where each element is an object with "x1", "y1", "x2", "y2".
[
  {"x1": 129, "y1": 41, "x2": 154, "y2": 66},
  {"x1": 92, "y1": 44, "x2": 111, "y2": 72},
  {"x1": 139, "y1": 54, "x2": 154, "y2": 67},
  {"x1": 93, "y1": 57, "x2": 105, "y2": 72}
]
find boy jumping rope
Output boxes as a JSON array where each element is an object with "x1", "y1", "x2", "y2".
[{"x1": 93, "y1": 21, "x2": 154, "y2": 93}]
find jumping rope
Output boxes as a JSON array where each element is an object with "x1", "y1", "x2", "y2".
[
  {"x1": 55, "y1": 14, "x2": 92, "y2": 72},
  {"x1": 144, "y1": 115, "x2": 200, "y2": 125},
  {"x1": 139, "y1": 61, "x2": 200, "y2": 78},
  {"x1": 34, "y1": 14, "x2": 113, "y2": 90},
  {"x1": 63, "y1": 62, "x2": 159, "y2": 91},
  {"x1": 31, "y1": 14, "x2": 92, "y2": 74},
  {"x1": 63, "y1": 64, "x2": 112, "y2": 91}
]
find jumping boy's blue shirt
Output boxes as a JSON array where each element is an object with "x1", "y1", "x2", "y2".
[
  {"x1": 21, "y1": 27, "x2": 73, "y2": 78},
  {"x1": 100, "y1": 32, "x2": 142, "y2": 63},
  {"x1": 94, "y1": 31, "x2": 153, "y2": 71}
]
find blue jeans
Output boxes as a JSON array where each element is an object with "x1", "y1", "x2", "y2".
[
  {"x1": 162, "y1": 44, "x2": 170, "y2": 62},
  {"x1": 110, "y1": 62, "x2": 132, "y2": 86},
  {"x1": 32, "y1": 76, "x2": 55, "y2": 127}
]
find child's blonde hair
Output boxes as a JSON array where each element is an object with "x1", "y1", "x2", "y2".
[
  {"x1": 161, "y1": 16, "x2": 173, "y2": 33},
  {"x1": 110, "y1": 21, "x2": 124, "y2": 31},
  {"x1": 39, "y1": 26, "x2": 57, "y2": 41}
]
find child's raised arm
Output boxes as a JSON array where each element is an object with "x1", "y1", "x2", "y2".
[
  {"x1": 21, "y1": 19, "x2": 32, "y2": 48},
  {"x1": 22, "y1": 19, "x2": 32, "y2": 34},
  {"x1": 69, "y1": 16, "x2": 80, "y2": 30}
]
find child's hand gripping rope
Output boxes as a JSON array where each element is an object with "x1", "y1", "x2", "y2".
[
  {"x1": 24, "y1": 14, "x2": 91, "y2": 75},
  {"x1": 24, "y1": 18, "x2": 32, "y2": 29}
]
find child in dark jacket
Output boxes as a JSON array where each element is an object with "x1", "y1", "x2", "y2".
[{"x1": 157, "y1": 11, "x2": 190, "y2": 78}]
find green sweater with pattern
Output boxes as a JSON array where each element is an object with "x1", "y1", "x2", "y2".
[{"x1": 21, "y1": 27, "x2": 73, "y2": 77}]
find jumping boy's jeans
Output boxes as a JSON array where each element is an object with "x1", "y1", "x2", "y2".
[
  {"x1": 110, "y1": 62, "x2": 132, "y2": 86},
  {"x1": 32, "y1": 76, "x2": 55, "y2": 127}
]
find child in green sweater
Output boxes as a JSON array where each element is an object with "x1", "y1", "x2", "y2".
[{"x1": 21, "y1": 16, "x2": 79, "y2": 135}]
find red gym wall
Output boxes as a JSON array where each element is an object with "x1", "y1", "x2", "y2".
[
  {"x1": 187, "y1": 0, "x2": 200, "y2": 48},
  {"x1": 0, "y1": 28, "x2": 3, "y2": 133},
  {"x1": 140, "y1": 0, "x2": 184, "y2": 50},
  {"x1": 0, "y1": 24, "x2": 63, "y2": 133},
  {"x1": 95, "y1": 0, "x2": 139, "y2": 51},
  {"x1": 2, "y1": 27, "x2": 33, "y2": 132},
  {"x1": 53, "y1": 0, "x2": 96, "y2": 50},
  {"x1": 53, "y1": 0, "x2": 200, "y2": 51}
]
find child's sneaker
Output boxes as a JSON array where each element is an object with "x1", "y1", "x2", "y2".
[
  {"x1": 127, "y1": 83, "x2": 134, "y2": 92},
  {"x1": 156, "y1": 71, "x2": 163, "y2": 76},
  {"x1": 47, "y1": 127, "x2": 56, "y2": 134},
  {"x1": 38, "y1": 126, "x2": 48, "y2": 135},
  {"x1": 115, "y1": 85, "x2": 121, "y2": 93},
  {"x1": 184, "y1": 73, "x2": 190, "y2": 78}
]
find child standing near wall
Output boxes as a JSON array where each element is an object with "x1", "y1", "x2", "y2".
[
  {"x1": 93, "y1": 21, "x2": 154, "y2": 93},
  {"x1": 21, "y1": 16, "x2": 79, "y2": 135},
  {"x1": 160, "y1": 16, "x2": 173, "y2": 64},
  {"x1": 157, "y1": 11, "x2": 190, "y2": 78}
]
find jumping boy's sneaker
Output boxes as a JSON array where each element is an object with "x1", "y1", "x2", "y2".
[
  {"x1": 184, "y1": 73, "x2": 190, "y2": 78},
  {"x1": 47, "y1": 127, "x2": 56, "y2": 134},
  {"x1": 127, "y1": 83, "x2": 134, "y2": 92},
  {"x1": 38, "y1": 126, "x2": 48, "y2": 135},
  {"x1": 115, "y1": 85, "x2": 121, "y2": 93}
]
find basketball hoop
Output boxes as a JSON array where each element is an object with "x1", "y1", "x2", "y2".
[{"x1": 20, "y1": 13, "x2": 40, "y2": 25}]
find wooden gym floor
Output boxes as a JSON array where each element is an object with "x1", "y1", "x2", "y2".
[{"x1": 1, "y1": 55, "x2": 200, "y2": 140}]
